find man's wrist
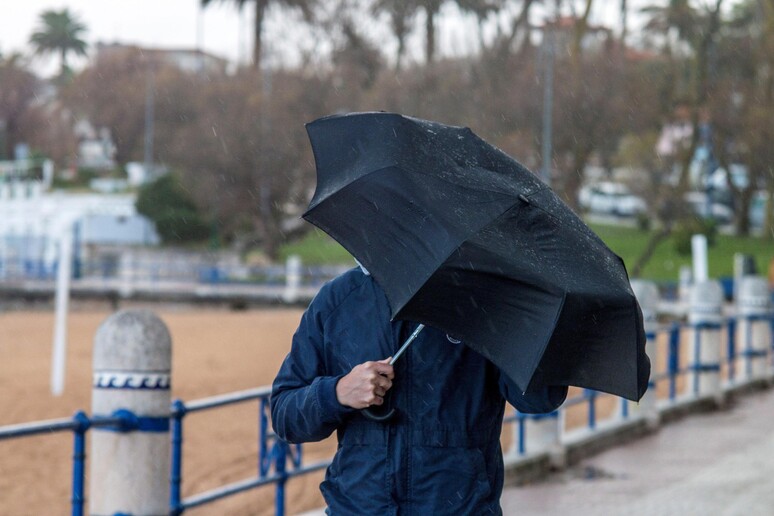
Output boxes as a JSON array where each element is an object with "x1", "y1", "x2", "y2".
[{"x1": 316, "y1": 374, "x2": 356, "y2": 422}]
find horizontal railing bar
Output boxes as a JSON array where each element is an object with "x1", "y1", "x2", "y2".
[
  {"x1": 181, "y1": 461, "x2": 330, "y2": 509},
  {"x1": 0, "y1": 417, "x2": 78, "y2": 439},
  {"x1": 0, "y1": 414, "x2": 139, "y2": 440},
  {"x1": 181, "y1": 387, "x2": 272, "y2": 414}
]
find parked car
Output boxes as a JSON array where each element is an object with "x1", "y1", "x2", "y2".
[
  {"x1": 578, "y1": 182, "x2": 647, "y2": 217},
  {"x1": 683, "y1": 191, "x2": 734, "y2": 224}
]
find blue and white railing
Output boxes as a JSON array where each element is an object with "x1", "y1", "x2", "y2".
[{"x1": 1, "y1": 278, "x2": 772, "y2": 515}]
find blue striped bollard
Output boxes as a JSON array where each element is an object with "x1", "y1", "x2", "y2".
[
  {"x1": 90, "y1": 310, "x2": 172, "y2": 516},
  {"x1": 737, "y1": 276, "x2": 772, "y2": 382},
  {"x1": 630, "y1": 280, "x2": 659, "y2": 427},
  {"x1": 688, "y1": 280, "x2": 723, "y2": 403}
]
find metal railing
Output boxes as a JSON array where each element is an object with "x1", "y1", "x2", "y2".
[{"x1": 1, "y1": 313, "x2": 772, "y2": 515}]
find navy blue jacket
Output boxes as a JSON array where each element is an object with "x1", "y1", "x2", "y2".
[{"x1": 271, "y1": 269, "x2": 566, "y2": 515}]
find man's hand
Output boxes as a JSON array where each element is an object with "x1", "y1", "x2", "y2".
[{"x1": 335, "y1": 358, "x2": 394, "y2": 409}]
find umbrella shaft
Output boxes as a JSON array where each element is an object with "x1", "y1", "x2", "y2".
[{"x1": 390, "y1": 324, "x2": 425, "y2": 365}]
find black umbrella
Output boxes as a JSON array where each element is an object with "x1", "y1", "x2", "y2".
[{"x1": 303, "y1": 112, "x2": 650, "y2": 402}]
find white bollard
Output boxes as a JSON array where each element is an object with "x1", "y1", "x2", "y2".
[
  {"x1": 678, "y1": 266, "x2": 692, "y2": 304},
  {"x1": 691, "y1": 234, "x2": 709, "y2": 283},
  {"x1": 282, "y1": 255, "x2": 302, "y2": 303},
  {"x1": 688, "y1": 280, "x2": 724, "y2": 400},
  {"x1": 51, "y1": 228, "x2": 74, "y2": 396},
  {"x1": 90, "y1": 310, "x2": 172, "y2": 516},
  {"x1": 524, "y1": 412, "x2": 560, "y2": 451},
  {"x1": 630, "y1": 280, "x2": 660, "y2": 425},
  {"x1": 737, "y1": 276, "x2": 772, "y2": 381}
]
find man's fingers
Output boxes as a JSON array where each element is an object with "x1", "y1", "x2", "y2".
[
  {"x1": 373, "y1": 361, "x2": 394, "y2": 379},
  {"x1": 374, "y1": 377, "x2": 392, "y2": 391}
]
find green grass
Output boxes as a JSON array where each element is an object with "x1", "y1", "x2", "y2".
[
  {"x1": 590, "y1": 224, "x2": 774, "y2": 281},
  {"x1": 278, "y1": 229, "x2": 353, "y2": 265},
  {"x1": 280, "y1": 225, "x2": 774, "y2": 282}
]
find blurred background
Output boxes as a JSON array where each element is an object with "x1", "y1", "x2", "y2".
[
  {"x1": 3, "y1": 2, "x2": 774, "y2": 514},
  {"x1": 0, "y1": 0, "x2": 772, "y2": 287}
]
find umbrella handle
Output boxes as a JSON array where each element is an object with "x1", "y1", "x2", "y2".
[
  {"x1": 362, "y1": 406, "x2": 396, "y2": 422},
  {"x1": 361, "y1": 324, "x2": 426, "y2": 423},
  {"x1": 362, "y1": 376, "x2": 396, "y2": 422}
]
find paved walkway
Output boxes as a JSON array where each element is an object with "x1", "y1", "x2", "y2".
[{"x1": 502, "y1": 388, "x2": 774, "y2": 516}]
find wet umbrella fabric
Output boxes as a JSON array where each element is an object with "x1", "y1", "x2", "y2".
[{"x1": 303, "y1": 112, "x2": 650, "y2": 402}]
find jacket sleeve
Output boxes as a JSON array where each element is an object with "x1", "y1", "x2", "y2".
[
  {"x1": 270, "y1": 295, "x2": 356, "y2": 444},
  {"x1": 498, "y1": 372, "x2": 568, "y2": 414}
]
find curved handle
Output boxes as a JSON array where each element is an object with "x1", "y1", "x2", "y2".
[
  {"x1": 362, "y1": 406, "x2": 396, "y2": 422},
  {"x1": 360, "y1": 324, "x2": 425, "y2": 424}
]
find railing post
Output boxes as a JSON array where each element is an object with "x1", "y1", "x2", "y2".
[
  {"x1": 90, "y1": 310, "x2": 172, "y2": 516},
  {"x1": 630, "y1": 280, "x2": 660, "y2": 426},
  {"x1": 274, "y1": 441, "x2": 288, "y2": 516},
  {"x1": 71, "y1": 411, "x2": 90, "y2": 516},
  {"x1": 668, "y1": 323, "x2": 680, "y2": 401},
  {"x1": 688, "y1": 280, "x2": 723, "y2": 404},
  {"x1": 736, "y1": 276, "x2": 772, "y2": 382},
  {"x1": 170, "y1": 399, "x2": 186, "y2": 516},
  {"x1": 727, "y1": 318, "x2": 737, "y2": 383},
  {"x1": 259, "y1": 397, "x2": 271, "y2": 477}
]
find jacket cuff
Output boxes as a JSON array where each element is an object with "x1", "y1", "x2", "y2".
[
  {"x1": 547, "y1": 385, "x2": 568, "y2": 410},
  {"x1": 316, "y1": 374, "x2": 356, "y2": 423}
]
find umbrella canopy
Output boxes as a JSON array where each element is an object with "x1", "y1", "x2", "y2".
[{"x1": 303, "y1": 112, "x2": 650, "y2": 401}]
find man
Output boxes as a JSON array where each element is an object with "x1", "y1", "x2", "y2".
[{"x1": 271, "y1": 265, "x2": 567, "y2": 514}]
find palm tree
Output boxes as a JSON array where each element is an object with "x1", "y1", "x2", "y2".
[
  {"x1": 372, "y1": 0, "x2": 418, "y2": 70},
  {"x1": 640, "y1": 0, "x2": 698, "y2": 52},
  {"x1": 201, "y1": 0, "x2": 315, "y2": 70},
  {"x1": 29, "y1": 8, "x2": 88, "y2": 79},
  {"x1": 419, "y1": 0, "x2": 445, "y2": 63}
]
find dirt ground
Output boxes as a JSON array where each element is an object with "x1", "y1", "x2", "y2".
[
  {"x1": 0, "y1": 304, "x2": 333, "y2": 516},
  {"x1": 0, "y1": 303, "x2": 642, "y2": 515}
]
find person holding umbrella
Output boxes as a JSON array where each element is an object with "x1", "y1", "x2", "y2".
[
  {"x1": 271, "y1": 263, "x2": 568, "y2": 514},
  {"x1": 271, "y1": 112, "x2": 649, "y2": 514}
]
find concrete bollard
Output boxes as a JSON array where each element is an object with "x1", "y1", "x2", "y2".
[
  {"x1": 630, "y1": 280, "x2": 660, "y2": 426},
  {"x1": 737, "y1": 276, "x2": 772, "y2": 382},
  {"x1": 524, "y1": 411, "x2": 561, "y2": 453},
  {"x1": 90, "y1": 310, "x2": 172, "y2": 516},
  {"x1": 688, "y1": 280, "x2": 724, "y2": 402}
]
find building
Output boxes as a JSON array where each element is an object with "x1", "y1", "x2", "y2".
[
  {"x1": 94, "y1": 42, "x2": 229, "y2": 75},
  {"x1": 0, "y1": 169, "x2": 159, "y2": 279}
]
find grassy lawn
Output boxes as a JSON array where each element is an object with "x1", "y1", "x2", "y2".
[
  {"x1": 590, "y1": 224, "x2": 774, "y2": 281},
  {"x1": 280, "y1": 225, "x2": 774, "y2": 282},
  {"x1": 278, "y1": 229, "x2": 353, "y2": 265}
]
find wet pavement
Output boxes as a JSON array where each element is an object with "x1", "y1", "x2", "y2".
[{"x1": 501, "y1": 387, "x2": 774, "y2": 516}]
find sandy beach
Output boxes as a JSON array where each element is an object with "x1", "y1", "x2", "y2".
[
  {"x1": 0, "y1": 303, "x2": 647, "y2": 515},
  {"x1": 0, "y1": 305, "x2": 337, "y2": 516}
]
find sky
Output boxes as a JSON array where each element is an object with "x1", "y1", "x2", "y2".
[
  {"x1": 1, "y1": 0, "x2": 637, "y2": 77},
  {"x1": 0, "y1": 0, "x2": 259, "y2": 74}
]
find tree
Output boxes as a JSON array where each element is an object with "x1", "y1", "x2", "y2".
[
  {"x1": 136, "y1": 174, "x2": 210, "y2": 243},
  {"x1": 419, "y1": 0, "x2": 445, "y2": 63},
  {"x1": 709, "y1": 0, "x2": 774, "y2": 236},
  {"x1": 201, "y1": 0, "x2": 316, "y2": 70},
  {"x1": 372, "y1": 0, "x2": 418, "y2": 70},
  {"x1": 167, "y1": 69, "x2": 331, "y2": 258},
  {"x1": 0, "y1": 54, "x2": 39, "y2": 159},
  {"x1": 63, "y1": 47, "x2": 202, "y2": 166},
  {"x1": 29, "y1": 8, "x2": 88, "y2": 80},
  {"x1": 631, "y1": 0, "x2": 726, "y2": 275}
]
